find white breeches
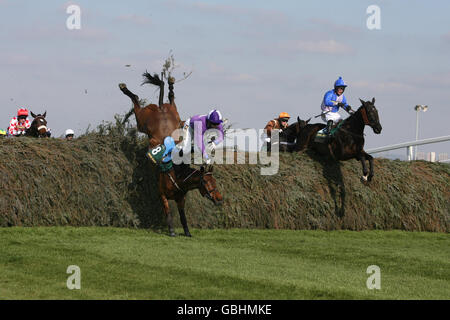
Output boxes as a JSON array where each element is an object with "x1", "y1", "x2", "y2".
[
  {"x1": 180, "y1": 118, "x2": 194, "y2": 153},
  {"x1": 322, "y1": 112, "x2": 342, "y2": 124}
]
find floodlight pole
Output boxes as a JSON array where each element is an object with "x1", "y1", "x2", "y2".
[
  {"x1": 414, "y1": 105, "x2": 428, "y2": 160},
  {"x1": 415, "y1": 110, "x2": 419, "y2": 160}
]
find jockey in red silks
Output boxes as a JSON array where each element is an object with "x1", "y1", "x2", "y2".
[
  {"x1": 8, "y1": 108, "x2": 31, "y2": 136},
  {"x1": 180, "y1": 109, "x2": 224, "y2": 164}
]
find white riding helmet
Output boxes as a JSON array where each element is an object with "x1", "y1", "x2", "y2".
[{"x1": 65, "y1": 129, "x2": 75, "y2": 137}]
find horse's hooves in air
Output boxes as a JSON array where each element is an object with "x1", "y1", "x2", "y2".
[{"x1": 118, "y1": 83, "x2": 127, "y2": 90}]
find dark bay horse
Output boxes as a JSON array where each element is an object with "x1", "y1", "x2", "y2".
[
  {"x1": 160, "y1": 164, "x2": 223, "y2": 237},
  {"x1": 119, "y1": 72, "x2": 223, "y2": 237},
  {"x1": 295, "y1": 98, "x2": 382, "y2": 182},
  {"x1": 25, "y1": 111, "x2": 49, "y2": 138},
  {"x1": 278, "y1": 117, "x2": 311, "y2": 152}
]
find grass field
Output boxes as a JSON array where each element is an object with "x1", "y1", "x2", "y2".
[{"x1": 0, "y1": 227, "x2": 448, "y2": 300}]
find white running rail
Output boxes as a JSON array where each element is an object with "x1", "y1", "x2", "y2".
[{"x1": 366, "y1": 135, "x2": 450, "y2": 161}]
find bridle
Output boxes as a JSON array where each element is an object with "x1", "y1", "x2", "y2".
[
  {"x1": 32, "y1": 116, "x2": 48, "y2": 137},
  {"x1": 200, "y1": 172, "x2": 218, "y2": 201},
  {"x1": 167, "y1": 168, "x2": 217, "y2": 200},
  {"x1": 360, "y1": 106, "x2": 370, "y2": 126}
]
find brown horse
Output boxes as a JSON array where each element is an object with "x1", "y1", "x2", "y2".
[
  {"x1": 295, "y1": 98, "x2": 382, "y2": 182},
  {"x1": 25, "y1": 111, "x2": 49, "y2": 138},
  {"x1": 119, "y1": 73, "x2": 181, "y2": 147},
  {"x1": 160, "y1": 164, "x2": 223, "y2": 237},
  {"x1": 119, "y1": 73, "x2": 223, "y2": 237}
]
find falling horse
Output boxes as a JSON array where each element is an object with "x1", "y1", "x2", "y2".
[
  {"x1": 294, "y1": 98, "x2": 382, "y2": 182},
  {"x1": 156, "y1": 163, "x2": 223, "y2": 237},
  {"x1": 119, "y1": 73, "x2": 223, "y2": 237},
  {"x1": 25, "y1": 111, "x2": 49, "y2": 138},
  {"x1": 119, "y1": 73, "x2": 181, "y2": 147}
]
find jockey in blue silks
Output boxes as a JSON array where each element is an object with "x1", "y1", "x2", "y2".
[
  {"x1": 162, "y1": 136, "x2": 176, "y2": 164},
  {"x1": 321, "y1": 77, "x2": 355, "y2": 134}
]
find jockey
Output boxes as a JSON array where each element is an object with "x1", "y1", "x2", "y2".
[
  {"x1": 321, "y1": 77, "x2": 354, "y2": 134},
  {"x1": 162, "y1": 136, "x2": 176, "y2": 164},
  {"x1": 65, "y1": 129, "x2": 75, "y2": 140},
  {"x1": 8, "y1": 108, "x2": 31, "y2": 136},
  {"x1": 264, "y1": 112, "x2": 291, "y2": 143},
  {"x1": 180, "y1": 109, "x2": 224, "y2": 164}
]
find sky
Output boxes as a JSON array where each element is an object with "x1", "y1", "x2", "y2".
[{"x1": 0, "y1": 0, "x2": 449, "y2": 157}]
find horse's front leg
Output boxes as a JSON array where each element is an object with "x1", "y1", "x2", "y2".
[
  {"x1": 161, "y1": 195, "x2": 176, "y2": 237},
  {"x1": 357, "y1": 153, "x2": 370, "y2": 183},
  {"x1": 176, "y1": 196, "x2": 191, "y2": 237},
  {"x1": 362, "y1": 151, "x2": 374, "y2": 182}
]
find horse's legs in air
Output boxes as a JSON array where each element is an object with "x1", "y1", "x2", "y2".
[
  {"x1": 176, "y1": 196, "x2": 191, "y2": 237},
  {"x1": 161, "y1": 195, "x2": 176, "y2": 237},
  {"x1": 362, "y1": 151, "x2": 374, "y2": 181},
  {"x1": 358, "y1": 153, "x2": 370, "y2": 183}
]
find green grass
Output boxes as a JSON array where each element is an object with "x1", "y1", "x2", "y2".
[{"x1": 0, "y1": 227, "x2": 448, "y2": 300}]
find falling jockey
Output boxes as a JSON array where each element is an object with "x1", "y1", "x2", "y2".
[
  {"x1": 321, "y1": 77, "x2": 355, "y2": 135},
  {"x1": 179, "y1": 109, "x2": 224, "y2": 164}
]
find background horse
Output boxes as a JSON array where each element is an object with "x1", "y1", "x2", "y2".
[
  {"x1": 119, "y1": 73, "x2": 222, "y2": 237},
  {"x1": 278, "y1": 117, "x2": 311, "y2": 152},
  {"x1": 295, "y1": 98, "x2": 382, "y2": 182},
  {"x1": 25, "y1": 111, "x2": 49, "y2": 138},
  {"x1": 160, "y1": 164, "x2": 223, "y2": 237}
]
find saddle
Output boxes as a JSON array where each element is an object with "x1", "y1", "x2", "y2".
[{"x1": 314, "y1": 121, "x2": 344, "y2": 143}]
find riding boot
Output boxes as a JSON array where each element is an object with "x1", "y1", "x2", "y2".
[{"x1": 325, "y1": 120, "x2": 334, "y2": 135}]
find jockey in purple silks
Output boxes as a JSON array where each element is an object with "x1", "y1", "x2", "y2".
[{"x1": 179, "y1": 109, "x2": 224, "y2": 164}]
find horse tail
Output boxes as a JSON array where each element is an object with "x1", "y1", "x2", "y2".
[{"x1": 142, "y1": 71, "x2": 165, "y2": 107}]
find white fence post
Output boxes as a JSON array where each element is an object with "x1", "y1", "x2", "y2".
[{"x1": 407, "y1": 146, "x2": 413, "y2": 161}]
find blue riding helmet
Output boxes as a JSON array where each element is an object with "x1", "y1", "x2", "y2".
[{"x1": 334, "y1": 77, "x2": 347, "y2": 88}]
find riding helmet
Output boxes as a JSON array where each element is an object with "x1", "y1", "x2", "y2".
[{"x1": 207, "y1": 110, "x2": 223, "y2": 124}]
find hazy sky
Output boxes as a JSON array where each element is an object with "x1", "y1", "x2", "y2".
[{"x1": 1, "y1": 0, "x2": 449, "y2": 156}]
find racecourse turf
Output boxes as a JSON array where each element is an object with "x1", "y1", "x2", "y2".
[{"x1": 0, "y1": 227, "x2": 448, "y2": 300}]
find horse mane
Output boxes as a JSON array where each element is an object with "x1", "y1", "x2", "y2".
[{"x1": 174, "y1": 163, "x2": 197, "y2": 181}]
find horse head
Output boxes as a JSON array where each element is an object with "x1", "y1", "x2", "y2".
[
  {"x1": 30, "y1": 111, "x2": 48, "y2": 137},
  {"x1": 297, "y1": 116, "x2": 311, "y2": 130},
  {"x1": 283, "y1": 117, "x2": 309, "y2": 142},
  {"x1": 359, "y1": 98, "x2": 382, "y2": 134},
  {"x1": 199, "y1": 165, "x2": 223, "y2": 206}
]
